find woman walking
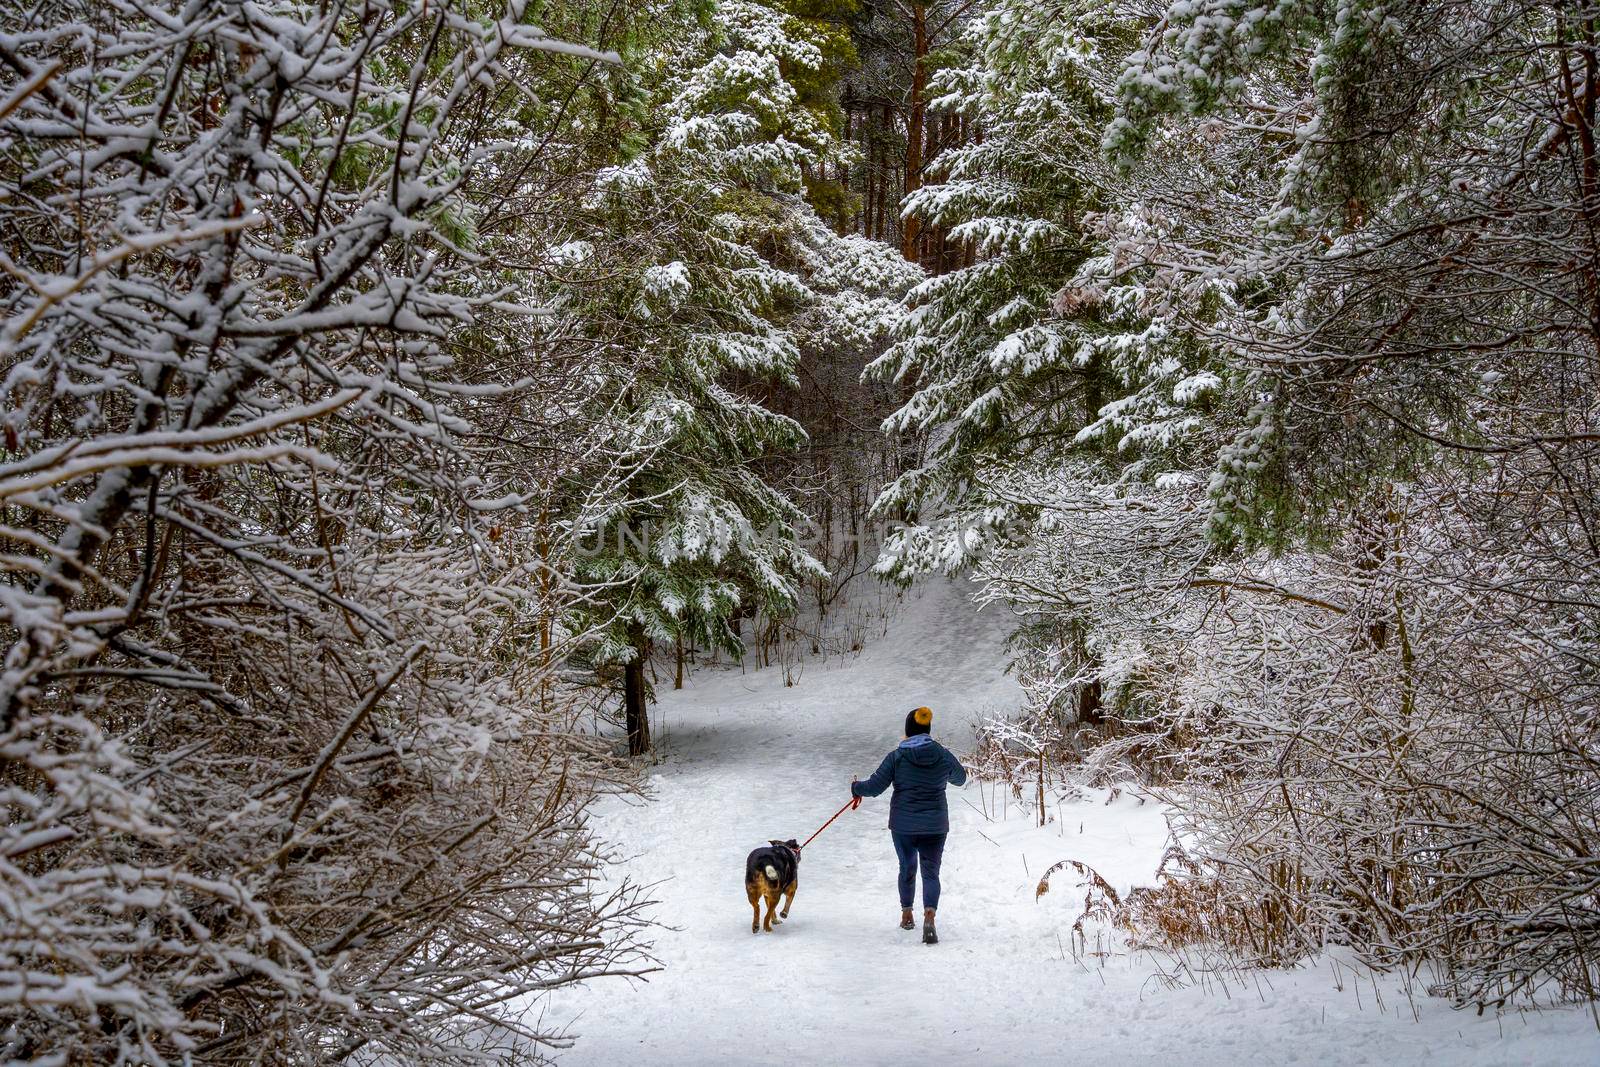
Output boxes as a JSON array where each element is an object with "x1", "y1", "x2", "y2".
[{"x1": 849, "y1": 706, "x2": 967, "y2": 944}]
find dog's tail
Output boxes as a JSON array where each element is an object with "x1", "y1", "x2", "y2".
[{"x1": 763, "y1": 864, "x2": 778, "y2": 881}]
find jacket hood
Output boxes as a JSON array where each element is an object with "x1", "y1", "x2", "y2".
[{"x1": 898, "y1": 734, "x2": 943, "y2": 767}]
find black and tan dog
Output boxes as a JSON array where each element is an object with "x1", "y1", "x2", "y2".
[{"x1": 744, "y1": 839, "x2": 800, "y2": 933}]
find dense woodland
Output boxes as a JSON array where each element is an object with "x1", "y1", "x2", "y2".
[{"x1": 1, "y1": 0, "x2": 1598, "y2": 1061}]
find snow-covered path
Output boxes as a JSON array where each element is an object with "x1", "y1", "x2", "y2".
[{"x1": 539, "y1": 579, "x2": 1597, "y2": 1066}]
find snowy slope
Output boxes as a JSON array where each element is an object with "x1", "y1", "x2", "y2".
[{"x1": 533, "y1": 577, "x2": 1599, "y2": 1066}]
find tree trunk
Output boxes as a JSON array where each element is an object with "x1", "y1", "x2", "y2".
[
  {"x1": 1073, "y1": 620, "x2": 1105, "y2": 725},
  {"x1": 917, "y1": 108, "x2": 941, "y2": 267},
  {"x1": 900, "y1": 5, "x2": 929, "y2": 261},
  {"x1": 935, "y1": 113, "x2": 959, "y2": 273},
  {"x1": 1037, "y1": 751, "x2": 1047, "y2": 828},
  {"x1": 624, "y1": 623, "x2": 650, "y2": 756},
  {"x1": 1077, "y1": 678, "x2": 1104, "y2": 726},
  {"x1": 865, "y1": 127, "x2": 877, "y2": 238},
  {"x1": 876, "y1": 104, "x2": 893, "y2": 241}
]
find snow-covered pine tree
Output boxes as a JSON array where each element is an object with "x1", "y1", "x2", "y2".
[
  {"x1": 546, "y1": 0, "x2": 890, "y2": 753},
  {"x1": 876, "y1": 0, "x2": 1600, "y2": 1011},
  {"x1": 861, "y1": 0, "x2": 1242, "y2": 744},
  {"x1": 866, "y1": 0, "x2": 1141, "y2": 580}
]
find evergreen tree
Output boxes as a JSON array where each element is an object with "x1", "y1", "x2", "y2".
[
  {"x1": 549, "y1": 0, "x2": 888, "y2": 753},
  {"x1": 867, "y1": 0, "x2": 1143, "y2": 578},
  {"x1": 872, "y1": 0, "x2": 1600, "y2": 1009}
]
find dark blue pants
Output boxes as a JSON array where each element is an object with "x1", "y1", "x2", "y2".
[{"x1": 891, "y1": 831, "x2": 947, "y2": 910}]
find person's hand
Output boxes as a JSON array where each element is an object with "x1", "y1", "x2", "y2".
[{"x1": 850, "y1": 777, "x2": 861, "y2": 809}]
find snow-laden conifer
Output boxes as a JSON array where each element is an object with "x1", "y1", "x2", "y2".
[
  {"x1": 547, "y1": 1, "x2": 915, "y2": 751},
  {"x1": 877, "y1": 0, "x2": 1600, "y2": 1009}
]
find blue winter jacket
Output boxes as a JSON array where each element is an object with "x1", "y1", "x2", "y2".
[{"x1": 851, "y1": 735, "x2": 968, "y2": 834}]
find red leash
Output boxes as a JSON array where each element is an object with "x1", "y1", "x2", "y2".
[{"x1": 799, "y1": 795, "x2": 860, "y2": 850}]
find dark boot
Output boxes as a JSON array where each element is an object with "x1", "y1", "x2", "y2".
[
  {"x1": 900, "y1": 908, "x2": 915, "y2": 930},
  {"x1": 922, "y1": 908, "x2": 938, "y2": 945}
]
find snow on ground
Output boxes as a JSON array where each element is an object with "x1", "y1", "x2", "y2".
[{"x1": 535, "y1": 577, "x2": 1599, "y2": 1066}]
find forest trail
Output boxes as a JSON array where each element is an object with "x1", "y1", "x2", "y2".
[{"x1": 537, "y1": 579, "x2": 1596, "y2": 1065}]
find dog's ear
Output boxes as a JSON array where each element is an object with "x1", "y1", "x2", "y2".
[
  {"x1": 769, "y1": 839, "x2": 786, "y2": 849},
  {"x1": 785, "y1": 838, "x2": 799, "y2": 849}
]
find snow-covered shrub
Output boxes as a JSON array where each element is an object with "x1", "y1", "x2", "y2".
[
  {"x1": 0, "y1": 0, "x2": 651, "y2": 1060},
  {"x1": 879, "y1": 0, "x2": 1600, "y2": 1010},
  {"x1": 1147, "y1": 493, "x2": 1600, "y2": 1004}
]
